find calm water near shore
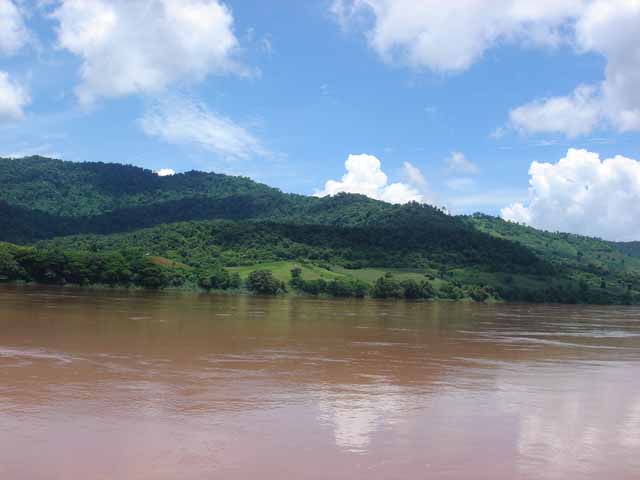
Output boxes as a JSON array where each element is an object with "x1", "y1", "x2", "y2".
[{"x1": 1, "y1": 285, "x2": 640, "y2": 479}]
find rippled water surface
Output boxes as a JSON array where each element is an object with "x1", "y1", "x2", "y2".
[{"x1": 1, "y1": 285, "x2": 640, "y2": 479}]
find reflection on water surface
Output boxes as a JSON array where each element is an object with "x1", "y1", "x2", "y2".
[{"x1": 1, "y1": 286, "x2": 639, "y2": 479}]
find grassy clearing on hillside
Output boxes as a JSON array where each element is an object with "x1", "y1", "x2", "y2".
[
  {"x1": 228, "y1": 262, "x2": 446, "y2": 288},
  {"x1": 334, "y1": 266, "x2": 452, "y2": 289},
  {"x1": 333, "y1": 266, "x2": 427, "y2": 283},
  {"x1": 228, "y1": 261, "x2": 347, "y2": 283}
]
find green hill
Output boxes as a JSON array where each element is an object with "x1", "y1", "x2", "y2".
[
  {"x1": 0, "y1": 155, "x2": 284, "y2": 216},
  {"x1": 611, "y1": 241, "x2": 640, "y2": 259},
  {"x1": 0, "y1": 156, "x2": 639, "y2": 304}
]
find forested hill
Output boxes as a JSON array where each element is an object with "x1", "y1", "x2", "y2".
[
  {"x1": 1, "y1": 156, "x2": 640, "y2": 304},
  {"x1": 0, "y1": 157, "x2": 538, "y2": 272},
  {"x1": 612, "y1": 241, "x2": 640, "y2": 259},
  {"x1": 0, "y1": 156, "x2": 459, "y2": 241},
  {"x1": 0, "y1": 155, "x2": 286, "y2": 216}
]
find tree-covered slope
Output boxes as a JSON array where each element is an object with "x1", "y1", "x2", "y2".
[
  {"x1": 0, "y1": 157, "x2": 483, "y2": 242},
  {"x1": 612, "y1": 241, "x2": 640, "y2": 259},
  {"x1": 39, "y1": 217, "x2": 546, "y2": 274},
  {"x1": 467, "y1": 213, "x2": 640, "y2": 273},
  {"x1": 0, "y1": 156, "x2": 288, "y2": 217},
  {"x1": 2, "y1": 156, "x2": 640, "y2": 304},
  {"x1": 467, "y1": 214, "x2": 640, "y2": 296}
]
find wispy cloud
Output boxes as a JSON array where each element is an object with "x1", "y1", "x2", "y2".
[
  {"x1": 139, "y1": 95, "x2": 269, "y2": 161},
  {"x1": 445, "y1": 151, "x2": 479, "y2": 175}
]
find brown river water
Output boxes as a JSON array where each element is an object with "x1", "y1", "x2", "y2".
[{"x1": 1, "y1": 285, "x2": 640, "y2": 479}]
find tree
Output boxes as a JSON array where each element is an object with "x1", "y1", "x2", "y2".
[
  {"x1": 439, "y1": 283, "x2": 464, "y2": 300},
  {"x1": 468, "y1": 286, "x2": 490, "y2": 302},
  {"x1": 289, "y1": 267, "x2": 303, "y2": 289},
  {"x1": 229, "y1": 272, "x2": 242, "y2": 289},
  {"x1": 0, "y1": 246, "x2": 21, "y2": 281},
  {"x1": 400, "y1": 279, "x2": 434, "y2": 299},
  {"x1": 246, "y1": 270, "x2": 283, "y2": 295},
  {"x1": 198, "y1": 267, "x2": 242, "y2": 290},
  {"x1": 136, "y1": 263, "x2": 167, "y2": 289},
  {"x1": 372, "y1": 273, "x2": 402, "y2": 299},
  {"x1": 327, "y1": 278, "x2": 369, "y2": 297}
]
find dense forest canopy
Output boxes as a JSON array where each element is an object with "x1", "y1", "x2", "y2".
[{"x1": 1, "y1": 156, "x2": 639, "y2": 304}]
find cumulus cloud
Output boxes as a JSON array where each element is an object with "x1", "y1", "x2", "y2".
[
  {"x1": 501, "y1": 148, "x2": 640, "y2": 241},
  {"x1": 509, "y1": 1, "x2": 640, "y2": 136},
  {"x1": 0, "y1": 70, "x2": 29, "y2": 120},
  {"x1": 156, "y1": 168, "x2": 175, "y2": 176},
  {"x1": 139, "y1": 96, "x2": 268, "y2": 160},
  {"x1": 52, "y1": 0, "x2": 242, "y2": 104},
  {"x1": 331, "y1": 0, "x2": 582, "y2": 73},
  {"x1": 0, "y1": 0, "x2": 28, "y2": 55},
  {"x1": 314, "y1": 153, "x2": 424, "y2": 204},
  {"x1": 445, "y1": 151, "x2": 479, "y2": 175}
]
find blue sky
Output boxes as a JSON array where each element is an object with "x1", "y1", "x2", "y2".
[{"x1": 1, "y1": 1, "x2": 640, "y2": 239}]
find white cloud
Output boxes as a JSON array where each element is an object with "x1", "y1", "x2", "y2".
[
  {"x1": 445, "y1": 151, "x2": 479, "y2": 175},
  {"x1": 156, "y1": 168, "x2": 175, "y2": 176},
  {"x1": 314, "y1": 153, "x2": 423, "y2": 204},
  {"x1": 576, "y1": 0, "x2": 640, "y2": 132},
  {"x1": 508, "y1": 1, "x2": 640, "y2": 136},
  {"x1": 0, "y1": 1, "x2": 29, "y2": 120},
  {"x1": 0, "y1": 70, "x2": 29, "y2": 120},
  {"x1": 402, "y1": 160, "x2": 426, "y2": 187},
  {"x1": 331, "y1": 0, "x2": 583, "y2": 73},
  {"x1": 334, "y1": 1, "x2": 640, "y2": 137},
  {"x1": 139, "y1": 96, "x2": 268, "y2": 160},
  {"x1": 0, "y1": 0, "x2": 28, "y2": 55},
  {"x1": 403, "y1": 160, "x2": 439, "y2": 204},
  {"x1": 509, "y1": 85, "x2": 602, "y2": 138},
  {"x1": 52, "y1": 0, "x2": 242, "y2": 104},
  {"x1": 502, "y1": 148, "x2": 640, "y2": 241}
]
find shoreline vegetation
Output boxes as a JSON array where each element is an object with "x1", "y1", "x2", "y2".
[
  {"x1": 0, "y1": 242, "x2": 633, "y2": 304},
  {"x1": 1, "y1": 156, "x2": 640, "y2": 306},
  {"x1": 0, "y1": 242, "x2": 490, "y2": 301}
]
